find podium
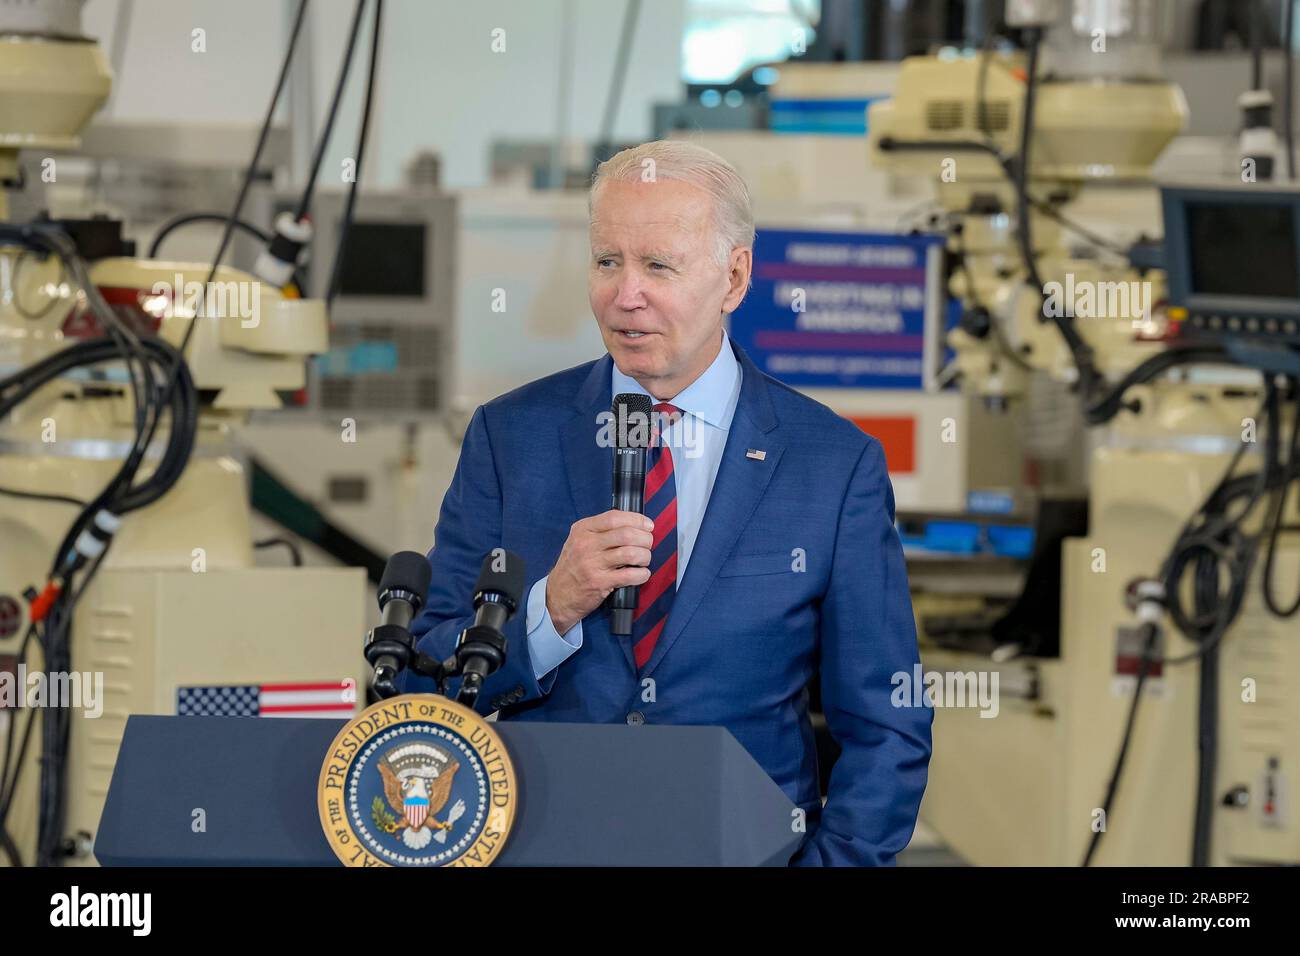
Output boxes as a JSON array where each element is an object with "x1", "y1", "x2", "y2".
[{"x1": 95, "y1": 715, "x2": 803, "y2": 866}]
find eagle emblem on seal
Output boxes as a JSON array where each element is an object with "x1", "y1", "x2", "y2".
[{"x1": 371, "y1": 742, "x2": 466, "y2": 850}]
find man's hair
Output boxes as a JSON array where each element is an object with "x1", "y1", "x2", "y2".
[{"x1": 589, "y1": 139, "x2": 755, "y2": 269}]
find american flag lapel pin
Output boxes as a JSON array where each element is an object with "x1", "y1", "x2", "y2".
[{"x1": 746, "y1": 449, "x2": 767, "y2": 461}]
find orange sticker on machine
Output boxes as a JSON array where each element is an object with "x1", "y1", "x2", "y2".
[{"x1": 848, "y1": 416, "x2": 915, "y2": 474}]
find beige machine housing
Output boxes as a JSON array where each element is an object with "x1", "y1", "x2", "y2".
[
  {"x1": 1, "y1": 3, "x2": 367, "y2": 865},
  {"x1": 871, "y1": 39, "x2": 1298, "y2": 865}
]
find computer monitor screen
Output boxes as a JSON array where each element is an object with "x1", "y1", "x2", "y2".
[
  {"x1": 335, "y1": 221, "x2": 427, "y2": 297},
  {"x1": 1186, "y1": 201, "x2": 1299, "y2": 299}
]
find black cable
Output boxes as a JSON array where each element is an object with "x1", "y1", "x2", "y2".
[
  {"x1": 131, "y1": 0, "x2": 311, "y2": 481},
  {"x1": 1084, "y1": 344, "x2": 1234, "y2": 426},
  {"x1": 36, "y1": 596, "x2": 72, "y2": 865},
  {"x1": 65, "y1": 547, "x2": 110, "y2": 610},
  {"x1": 878, "y1": 136, "x2": 997, "y2": 155},
  {"x1": 148, "y1": 211, "x2": 271, "y2": 259},
  {"x1": 1031, "y1": 201, "x2": 1131, "y2": 258},
  {"x1": 0, "y1": 335, "x2": 189, "y2": 868},
  {"x1": 62, "y1": 0, "x2": 311, "y2": 628},
  {"x1": 206, "y1": 0, "x2": 311, "y2": 287},
  {"x1": 27, "y1": 336, "x2": 197, "y2": 576},
  {"x1": 326, "y1": 0, "x2": 383, "y2": 307},
  {"x1": 254, "y1": 536, "x2": 304, "y2": 566},
  {"x1": 1164, "y1": 459, "x2": 1300, "y2": 649},
  {"x1": 32, "y1": 548, "x2": 109, "y2": 866},
  {"x1": 1260, "y1": 385, "x2": 1300, "y2": 615},
  {"x1": 1013, "y1": 28, "x2": 1099, "y2": 400},
  {"x1": 0, "y1": 486, "x2": 86, "y2": 507},
  {"x1": 294, "y1": 0, "x2": 369, "y2": 223},
  {"x1": 1082, "y1": 383, "x2": 1295, "y2": 867},
  {"x1": 1081, "y1": 401, "x2": 1287, "y2": 869},
  {"x1": 1252, "y1": 0, "x2": 1266, "y2": 91},
  {"x1": 1285, "y1": 0, "x2": 1296, "y2": 179},
  {"x1": 0, "y1": 624, "x2": 39, "y2": 865},
  {"x1": 98, "y1": 0, "x2": 309, "y2": 549},
  {"x1": 595, "y1": 0, "x2": 642, "y2": 157},
  {"x1": 0, "y1": 234, "x2": 195, "y2": 866},
  {"x1": 881, "y1": 29, "x2": 1130, "y2": 403},
  {"x1": 877, "y1": 136, "x2": 1131, "y2": 259},
  {"x1": 0, "y1": 626, "x2": 36, "y2": 801},
  {"x1": 1193, "y1": 627, "x2": 1219, "y2": 866},
  {"x1": 974, "y1": 23, "x2": 997, "y2": 141},
  {"x1": 1081, "y1": 621, "x2": 1159, "y2": 866},
  {"x1": 945, "y1": 41, "x2": 1034, "y2": 380},
  {"x1": 0, "y1": 827, "x2": 20, "y2": 868},
  {"x1": 145, "y1": 213, "x2": 307, "y2": 293},
  {"x1": 1161, "y1": 382, "x2": 1278, "y2": 655},
  {"x1": 951, "y1": 242, "x2": 1033, "y2": 373},
  {"x1": 0, "y1": 225, "x2": 160, "y2": 564},
  {"x1": 1, "y1": 334, "x2": 150, "y2": 416}
]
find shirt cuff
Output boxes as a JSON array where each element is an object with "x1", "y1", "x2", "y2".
[{"x1": 525, "y1": 575, "x2": 583, "y2": 681}]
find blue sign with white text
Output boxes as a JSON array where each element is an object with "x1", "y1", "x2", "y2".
[{"x1": 730, "y1": 229, "x2": 951, "y2": 389}]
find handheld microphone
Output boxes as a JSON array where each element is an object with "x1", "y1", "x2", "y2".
[
  {"x1": 365, "y1": 551, "x2": 434, "y2": 699},
  {"x1": 608, "y1": 392, "x2": 653, "y2": 635},
  {"x1": 455, "y1": 550, "x2": 526, "y2": 705}
]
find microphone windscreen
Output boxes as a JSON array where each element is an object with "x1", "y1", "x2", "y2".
[
  {"x1": 475, "y1": 550, "x2": 526, "y2": 610},
  {"x1": 612, "y1": 392, "x2": 654, "y2": 449},
  {"x1": 380, "y1": 551, "x2": 433, "y2": 600}
]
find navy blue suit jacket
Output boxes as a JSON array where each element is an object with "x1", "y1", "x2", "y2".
[{"x1": 403, "y1": 339, "x2": 932, "y2": 865}]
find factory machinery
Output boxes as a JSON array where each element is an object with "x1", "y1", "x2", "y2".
[
  {"x1": 870, "y1": 0, "x2": 1299, "y2": 865},
  {"x1": 0, "y1": 0, "x2": 377, "y2": 866},
  {"x1": 3, "y1": 0, "x2": 1296, "y2": 871}
]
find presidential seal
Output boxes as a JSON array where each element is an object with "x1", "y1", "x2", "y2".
[{"x1": 318, "y1": 694, "x2": 516, "y2": 867}]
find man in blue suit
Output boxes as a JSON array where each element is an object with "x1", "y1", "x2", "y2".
[{"x1": 404, "y1": 141, "x2": 931, "y2": 866}]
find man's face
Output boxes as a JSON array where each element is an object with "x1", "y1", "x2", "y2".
[{"x1": 589, "y1": 178, "x2": 750, "y2": 399}]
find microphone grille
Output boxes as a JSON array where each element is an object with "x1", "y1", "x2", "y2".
[
  {"x1": 612, "y1": 392, "x2": 654, "y2": 449},
  {"x1": 379, "y1": 551, "x2": 433, "y2": 605}
]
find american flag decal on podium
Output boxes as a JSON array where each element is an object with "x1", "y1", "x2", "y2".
[{"x1": 177, "y1": 681, "x2": 355, "y2": 718}]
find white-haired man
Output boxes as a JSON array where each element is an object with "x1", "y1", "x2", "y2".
[{"x1": 403, "y1": 140, "x2": 932, "y2": 866}]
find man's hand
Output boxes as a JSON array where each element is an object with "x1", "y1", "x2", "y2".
[{"x1": 546, "y1": 509, "x2": 654, "y2": 634}]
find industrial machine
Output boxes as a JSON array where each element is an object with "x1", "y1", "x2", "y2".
[
  {"x1": 0, "y1": 0, "x2": 368, "y2": 867},
  {"x1": 870, "y1": 0, "x2": 1299, "y2": 865},
  {"x1": 235, "y1": 186, "x2": 461, "y2": 566},
  {"x1": 264, "y1": 188, "x2": 458, "y2": 417}
]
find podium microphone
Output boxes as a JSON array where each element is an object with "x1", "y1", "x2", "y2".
[
  {"x1": 608, "y1": 392, "x2": 653, "y2": 635},
  {"x1": 455, "y1": 550, "x2": 525, "y2": 705},
  {"x1": 366, "y1": 551, "x2": 433, "y2": 699}
]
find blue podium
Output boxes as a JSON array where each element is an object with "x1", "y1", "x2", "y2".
[{"x1": 94, "y1": 715, "x2": 803, "y2": 866}]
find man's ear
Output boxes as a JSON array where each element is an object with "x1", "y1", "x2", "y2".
[{"x1": 721, "y1": 246, "x2": 753, "y2": 313}]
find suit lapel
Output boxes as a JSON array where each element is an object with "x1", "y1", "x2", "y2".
[
  {"x1": 558, "y1": 354, "x2": 636, "y2": 671},
  {"x1": 642, "y1": 344, "x2": 784, "y2": 678}
]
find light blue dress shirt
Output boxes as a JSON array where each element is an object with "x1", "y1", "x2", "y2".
[{"x1": 523, "y1": 328, "x2": 744, "y2": 679}]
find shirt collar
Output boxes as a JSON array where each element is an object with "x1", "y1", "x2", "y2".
[{"x1": 610, "y1": 328, "x2": 739, "y2": 429}]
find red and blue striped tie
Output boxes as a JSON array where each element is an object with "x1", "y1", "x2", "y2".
[{"x1": 632, "y1": 402, "x2": 680, "y2": 671}]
